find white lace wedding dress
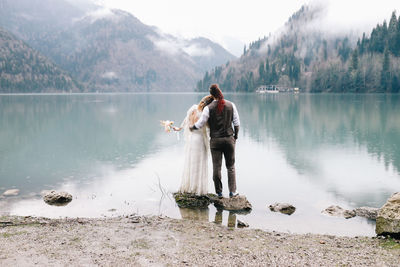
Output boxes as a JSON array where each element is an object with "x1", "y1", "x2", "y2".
[{"x1": 179, "y1": 104, "x2": 209, "y2": 195}]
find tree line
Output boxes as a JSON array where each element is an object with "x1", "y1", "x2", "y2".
[{"x1": 196, "y1": 9, "x2": 400, "y2": 93}]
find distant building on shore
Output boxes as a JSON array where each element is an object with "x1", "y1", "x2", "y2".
[{"x1": 256, "y1": 85, "x2": 299, "y2": 93}]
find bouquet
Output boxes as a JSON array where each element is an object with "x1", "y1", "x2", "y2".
[{"x1": 160, "y1": 120, "x2": 174, "y2": 132}]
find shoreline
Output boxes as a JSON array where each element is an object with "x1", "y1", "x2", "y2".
[{"x1": 1, "y1": 215, "x2": 399, "y2": 266}]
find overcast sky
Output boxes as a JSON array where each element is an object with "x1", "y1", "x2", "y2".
[{"x1": 96, "y1": 0, "x2": 400, "y2": 56}]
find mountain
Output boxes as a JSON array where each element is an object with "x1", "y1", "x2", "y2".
[
  {"x1": 0, "y1": 0, "x2": 86, "y2": 40},
  {"x1": 0, "y1": 0, "x2": 236, "y2": 92},
  {"x1": 0, "y1": 27, "x2": 81, "y2": 93},
  {"x1": 196, "y1": 5, "x2": 400, "y2": 93}
]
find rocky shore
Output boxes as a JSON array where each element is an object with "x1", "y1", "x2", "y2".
[{"x1": 1, "y1": 215, "x2": 400, "y2": 266}]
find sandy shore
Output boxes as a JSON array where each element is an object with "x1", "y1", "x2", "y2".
[{"x1": 1, "y1": 215, "x2": 400, "y2": 266}]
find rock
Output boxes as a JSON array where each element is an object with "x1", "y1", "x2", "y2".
[
  {"x1": 40, "y1": 190, "x2": 53, "y2": 197},
  {"x1": 213, "y1": 195, "x2": 252, "y2": 212},
  {"x1": 173, "y1": 192, "x2": 214, "y2": 208},
  {"x1": 322, "y1": 205, "x2": 356, "y2": 219},
  {"x1": 43, "y1": 191, "x2": 72, "y2": 206},
  {"x1": 354, "y1": 207, "x2": 379, "y2": 220},
  {"x1": 3, "y1": 189, "x2": 20, "y2": 196},
  {"x1": 237, "y1": 219, "x2": 249, "y2": 228},
  {"x1": 376, "y1": 192, "x2": 400, "y2": 236},
  {"x1": 269, "y1": 203, "x2": 296, "y2": 215}
]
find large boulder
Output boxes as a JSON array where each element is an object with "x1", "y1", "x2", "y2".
[
  {"x1": 213, "y1": 195, "x2": 252, "y2": 212},
  {"x1": 376, "y1": 192, "x2": 400, "y2": 236},
  {"x1": 173, "y1": 193, "x2": 214, "y2": 208},
  {"x1": 322, "y1": 205, "x2": 356, "y2": 219},
  {"x1": 3, "y1": 189, "x2": 20, "y2": 196},
  {"x1": 43, "y1": 191, "x2": 72, "y2": 206},
  {"x1": 269, "y1": 203, "x2": 296, "y2": 215},
  {"x1": 354, "y1": 207, "x2": 379, "y2": 220}
]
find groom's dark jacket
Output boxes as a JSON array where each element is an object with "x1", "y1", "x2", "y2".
[{"x1": 207, "y1": 100, "x2": 234, "y2": 138}]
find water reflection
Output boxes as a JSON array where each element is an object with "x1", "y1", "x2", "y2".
[
  {"x1": 179, "y1": 207, "x2": 209, "y2": 222},
  {"x1": 1, "y1": 93, "x2": 400, "y2": 236},
  {"x1": 214, "y1": 209, "x2": 236, "y2": 228},
  {"x1": 0, "y1": 94, "x2": 201, "y2": 194},
  {"x1": 232, "y1": 93, "x2": 400, "y2": 208}
]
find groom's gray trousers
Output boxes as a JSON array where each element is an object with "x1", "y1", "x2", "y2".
[{"x1": 210, "y1": 136, "x2": 236, "y2": 194}]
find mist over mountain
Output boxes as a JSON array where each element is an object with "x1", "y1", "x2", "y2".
[
  {"x1": 0, "y1": 27, "x2": 81, "y2": 93},
  {"x1": 196, "y1": 4, "x2": 400, "y2": 93},
  {"x1": 0, "y1": 0, "x2": 235, "y2": 92}
]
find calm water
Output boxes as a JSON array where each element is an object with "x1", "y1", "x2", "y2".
[{"x1": 1, "y1": 93, "x2": 400, "y2": 236}]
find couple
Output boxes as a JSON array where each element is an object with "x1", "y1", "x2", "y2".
[{"x1": 174, "y1": 84, "x2": 240, "y2": 198}]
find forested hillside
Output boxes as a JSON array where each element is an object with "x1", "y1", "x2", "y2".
[
  {"x1": 0, "y1": 0, "x2": 235, "y2": 92},
  {"x1": 0, "y1": 27, "x2": 81, "y2": 93},
  {"x1": 196, "y1": 5, "x2": 400, "y2": 93}
]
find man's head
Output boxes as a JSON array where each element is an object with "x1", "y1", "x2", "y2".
[
  {"x1": 209, "y1": 84, "x2": 225, "y2": 113},
  {"x1": 209, "y1": 84, "x2": 222, "y2": 99}
]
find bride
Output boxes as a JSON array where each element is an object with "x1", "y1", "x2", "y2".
[{"x1": 173, "y1": 95, "x2": 214, "y2": 195}]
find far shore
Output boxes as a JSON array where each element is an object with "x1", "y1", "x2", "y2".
[{"x1": 1, "y1": 215, "x2": 399, "y2": 266}]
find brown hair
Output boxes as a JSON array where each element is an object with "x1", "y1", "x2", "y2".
[
  {"x1": 198, "y1": 95, "x2": 213, "y2": 111},
  {"x1": 189, "y1": 95, "x2": 213, "y2": 125},
  {"x1": 209, "y1": 84, "x2": 225, "y2": 114}
]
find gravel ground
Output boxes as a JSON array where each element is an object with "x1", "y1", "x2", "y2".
[{"x1": 1, "y1": 215, "x2": 400, "y2": 266}]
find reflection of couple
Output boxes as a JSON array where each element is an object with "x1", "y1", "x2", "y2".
[{"x1": 174, "y1": 84, "x2": 240, "y2": 198}]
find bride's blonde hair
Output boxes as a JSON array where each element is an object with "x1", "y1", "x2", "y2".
[{"x1": 189, "y1": 95, "x2": 213, "y2": 125}]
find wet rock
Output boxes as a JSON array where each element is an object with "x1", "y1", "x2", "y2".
[
  {"x1": 173, "y1": 192, "x2": 215, "y2": 208},
  {"x1": 3, "y1": 189, "x2": 20, "y2": 196},
  {"x1": 43, "y1": 191, "x2": 72, "y2": 206},
  {"x1": 354, "y1": 207, "x2": 379, "y2": 220},
  {"x1": 376, "y1": 192, "x2": 400, "y2": 236},
  {"x1": 237, "y1": 219, "x2": 249, "y2": 228},
  {"x1": 322, "y1": 205, "x2": 356, "y2": 219},
  {"x1": 213, "y1": 195, "x2": 252, "y2": 212},
  {"x1": 269, "y1": 203, "x2": 296, "y2": 215},
  {"x1": 40, "y1": 190, "x2": 53, "y2": 197}
]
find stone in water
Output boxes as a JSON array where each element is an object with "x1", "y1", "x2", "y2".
[
  {"x1": 269, "y1": 203, "x2": 296, "y2": 215},
  {"x1": 213, "y1": 195, "x2": 252, "y2": 212},
  {"x1": 43, "y1": 191, "x2": 73, "y2": 206},
  {"x1": 322, "y1": 205, "x2": 356, "y2": 219},
  {"x1": 3, "y1": 189, "x2": 20, "y2": 196}
]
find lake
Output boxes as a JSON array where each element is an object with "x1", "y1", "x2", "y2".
[{"x1": 1, "y1": 93, "x2": 400, "y2": 236}]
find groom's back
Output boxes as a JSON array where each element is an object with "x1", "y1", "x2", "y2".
[{"x1": 208, "y1": 100, "x2": 234, "y2": 138}]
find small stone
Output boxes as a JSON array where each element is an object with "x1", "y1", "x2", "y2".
[
  {"x1": 237, "y1": 219, "x2": 249, "y2": 228},
  {"x1": 319, "y1": 240, "x2": 326, "y2": 244},
  {"x1": 269, "y1": 203, "x2": 296, "y2": 215},
  {"x1": 322, "y1": 205, "x2": 356, "y2": 219},
  {"x1": 43, "y1": 191, "x2": 72, "y2": 206},
  {"x1": 3, "y1": 189, "x2": 20, "y2": 196},
  {"x1": 354, "y1": 207, "x2": 379, "y2": 220}
]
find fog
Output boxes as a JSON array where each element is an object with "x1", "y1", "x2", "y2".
[{"x1": 65, "y1": 0, "x2": 400, "y2": 56}]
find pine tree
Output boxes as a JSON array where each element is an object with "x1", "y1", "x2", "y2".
[
  {"x1": 322, "y1": 40, "x2": 328, "y2": 61},
  {"x1": 350, "y1": 49, "x2": 359, "y2": 71},
  {"x1": 258, "y1": 61, "x2": 265, "y2": 84},
  {"x1": 388, "y1": 11, "x2": 398, "y2": 55},
  {"x1": 380, "y1": 47, "x2": 391, "y2": 91}
]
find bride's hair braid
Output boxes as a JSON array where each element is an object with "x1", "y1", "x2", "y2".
[{"x1": 209, "y1": 84, "x2": 225, "y2": 114}]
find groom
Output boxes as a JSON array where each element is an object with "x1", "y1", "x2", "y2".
[{"x1": 190, "y1": 84, "x2": 240, "y2": 198}]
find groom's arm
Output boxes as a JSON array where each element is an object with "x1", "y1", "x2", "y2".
[
  {"x1": 234, "y1": 126, "x2": 239, "y2": 140},
  {"x1": 190, "y1": 106, "x2": 210, "y2": 131},
  {"x1": 232, "y1": 103, "x2": 240, "y2": 139}
]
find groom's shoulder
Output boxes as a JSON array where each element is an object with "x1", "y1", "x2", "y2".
[{"x1": 225, "y1": 99, "x2": 234, "y2": 106}]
